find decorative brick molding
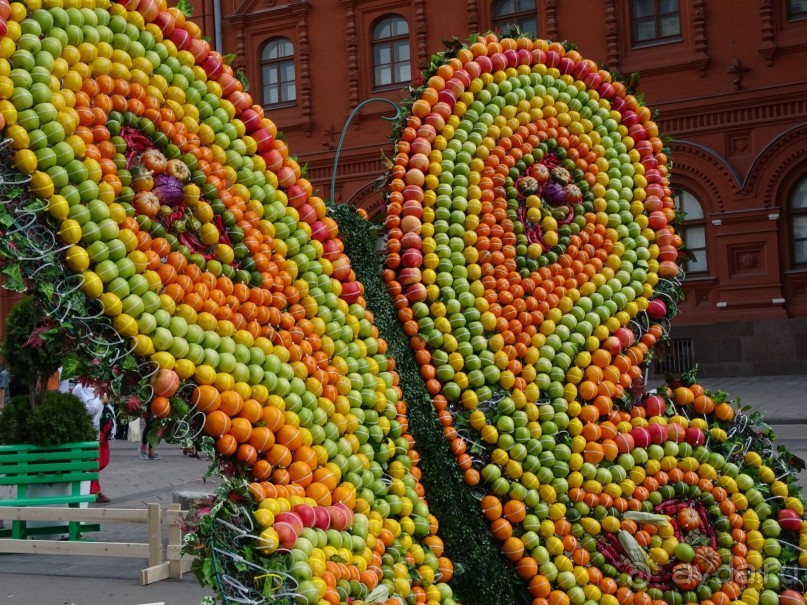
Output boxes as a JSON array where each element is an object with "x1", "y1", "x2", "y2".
[
  {"x1": 751, "y1": 123, "x2": 807, "y2": 208},
  {"x1": 466, "y1": 0, "x2": 478, "y2": 33},
  {"x1": 413, "y1": 0, "x2": 428, "y2": 70},
  {"x1": 341, "y1": 0, "x2": 360, "y2": 109},
  {"x1": 759, "y1": 0, "x2": 777, "y2": 65},
  {"x1": 658, "y1": 95, "x2": 807, "y2": 137},
  {"x1": 545, "y1": 0, "x2": 558, "y2": 40},
  {"x1": 289, "y1": 1, "x2": 313, "y2": 134},
  {"x1": 691, "y1": 0, "x2": 708, "y2": 76},
  {"x1": 669, "y1": 141, "x2": 737, "y2": 212},
  {"x1": 603, "y1": 0, "x2": 619, "y2": 69}
]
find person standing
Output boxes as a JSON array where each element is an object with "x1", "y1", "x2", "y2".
[
  {"x1": 139, "y1": 412, "x2": 160, "y2": 460},
  {"x1": 94, "y1": 398, "x2": 115, "y2": 503},
  {"x1": 58, "y1": 370, "x2": 109, "y2": 502}
]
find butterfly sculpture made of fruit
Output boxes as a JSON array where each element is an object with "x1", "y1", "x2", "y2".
[{"x1": 0, "y1": 2, "x2": 804, "y2": 604}]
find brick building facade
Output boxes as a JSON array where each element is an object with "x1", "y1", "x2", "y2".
[{"x1": 4, "y1": 0, "x2": 807, "y2": 375}]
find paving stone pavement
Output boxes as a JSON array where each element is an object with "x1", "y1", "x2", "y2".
[{"x1": 0, "y1": 375, "x2": 806, "y2": 603}]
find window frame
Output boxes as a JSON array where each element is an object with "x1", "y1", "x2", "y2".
[
  {"x1": 789, "y1": 176, "x2": 807, "y2": 266},
  {"x1": 371, "y1": 14, "x2": 412, "y2": 91},
  {"x1": 491, "y1": 0, "x2": 538, "y2": 37},
  {"x1": 676, "y1": 189, "x2": 709, "y2": 276},
  {"x1": 630, "y1": 0, "x2": 683, "y2": 48},
  {"x1": 787, "y1": 0, "x2": 807, "y2": 20},
  {"x1": 260, "y1": 37, "x2": 297, "y2": 109}
]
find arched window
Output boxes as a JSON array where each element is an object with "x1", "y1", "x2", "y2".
[
  {"x1": 790, "y1": 177, "x2": 807, "y2": 265},
  {"x1": 492, "y1": 0, "x2": 537, "y2": 36},
  {"x1": 372, "y1": 15, "x2": 411, "y2": 88},
  {"x1": 261, "y1": 37, "x2": 296, "y2": 107},
  {"x1": 676, "y1": 190, "x2": 708, "y2": 275},
  {"x1": 631, "y1": 0, "x2": 681, "y2": 46}
]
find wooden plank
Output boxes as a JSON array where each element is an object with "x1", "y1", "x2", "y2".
[
  {"x1": 167, "y1": 503, "x2": 183, "y2": 579},
  {"x1": 147, "y1": 503, "x2": 162, "y2": 568},
  {"x1": 141, "y1": 562, "x2": 170, "y2": 586},
  {"x1": 0, "y1": 523, "x2": 100, "y2": 538},
  {"x1": 165, "y1": 508, "x2": 188, "y2": 525},
  {"x1": 0, "y1": 539, "x2": 151, "y2": 558},
  {"x1": 0, "y1": 494, "x2": 96, "y2": 507},
  {"x1": 0, "y1": 506, "x2": 150, "y2": 523}
]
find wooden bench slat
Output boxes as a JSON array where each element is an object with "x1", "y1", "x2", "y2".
[
  {"x1": 0, "y1": 442, "x2": 99, "y2": 452},
  {"x1": 0, "y1": 472, "x2": 98, "y2": 487},
  {"x1": 0, "y1": 461, "x2": 99, "y2": 474},
  {"x1": 0, "y1": 452, "x2": 99, "y2": 464}
]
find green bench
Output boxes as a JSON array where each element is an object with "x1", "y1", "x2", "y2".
[{"x1": 0, "y1": 442, "x2": 100, "y2": 540}]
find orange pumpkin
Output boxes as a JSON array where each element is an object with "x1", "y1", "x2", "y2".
[
  {"x1": 677, "y1": 507, "x2": 700, "y2": 531},
  {"x1": 672, "y1": 563, "x2": 702, "y2": 591}
]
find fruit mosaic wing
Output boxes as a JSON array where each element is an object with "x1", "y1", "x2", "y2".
[
  {"x1": 0, "y1": 1, "x2": 458, "y2": 603},
  {"x1": 384, "y1": 34, "x2": 807, "y2": 605}
]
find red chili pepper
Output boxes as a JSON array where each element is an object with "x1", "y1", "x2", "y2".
[{"x1": 213, "y1": 215, "x2": 232, "y2": 246}]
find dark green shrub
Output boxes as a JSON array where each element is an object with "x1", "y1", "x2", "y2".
[
  {"x1": 0, "y1": 391, "x2": 95, "y2": 446},
  {"x1": 0, "y1": 395, "x2": 32, "y2": 444},
  {"x1": 2, "y1": 296, "x2": 71, "y2": 405}
]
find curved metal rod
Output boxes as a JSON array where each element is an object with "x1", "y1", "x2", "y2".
[{"x1": 330, "y1": 97, "x2": 403, "y2": 202}]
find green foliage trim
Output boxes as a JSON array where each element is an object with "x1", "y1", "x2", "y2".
[{"x1": 332, "y1": 205, "x2": 521, "y2": 605}]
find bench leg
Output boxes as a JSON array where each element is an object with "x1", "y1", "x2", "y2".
[
  {"x1": 69, "y1": 520, "x2": 81, "y2": 541},
  {"x1": 11, "y1": 520, "x2": 25, "y2": 540}
]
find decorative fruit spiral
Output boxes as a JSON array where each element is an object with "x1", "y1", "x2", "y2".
[
  {"x1": 0, "y1": 0, "x2": 457, "y2": 603},
  {"x1": 384, "y1": 33, "x2": 807, "y2": 605},
  {"x1": 2, "y1": 1, "x2": 807, "y2": 602}
]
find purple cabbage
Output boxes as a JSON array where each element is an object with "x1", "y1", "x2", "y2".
[
  {"x1": 153, "y1": 174, "x2": 185, "y2": 207},
  {"x1": 542, "y1": 180, "x2": 567, "y2": 207}
]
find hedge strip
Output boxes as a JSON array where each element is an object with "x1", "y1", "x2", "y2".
[{"x1": 333, "y1": 205, "x2": 521, "y2": 605}]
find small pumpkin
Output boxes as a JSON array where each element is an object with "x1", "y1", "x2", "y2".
[
  {"x1": 694, "y1": 545, "x2": 721, "y2": 574},
  {"x1": 672, "y1": 563, "x2": 702, "y2": 591},
  {"x1": 677, "y1": 507, "x2": 701, "y2": 531}
]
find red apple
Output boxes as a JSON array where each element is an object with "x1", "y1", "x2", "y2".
[
  {"x1": 603, "y1": 336, "x2": 623, "y2": 356},
  {"x1": 777, "y1": 509, "x2": 802, "y2": 532},
  {"x1": 667, "y1": 423, "x2": 686, "y2": 442},
  {"x1": 646, "y1": 299, "x2": 667, "y2": 320},
  {"x1": 333, "y1": 502, "x2": 354, "y2": 528},
  {"x1": 685, "y1": 427, "x2": 705, "y2": 446},
  {"x1": 647, "y1": 422, "x2": 668, "y2": 444},
  {"x1": 327, "y1": 506, "x2": 349, "y2": 531},
  {"x1": 474, "y1": 55, "x2": 493, "y2": 73},
  {"x1": 273, "y1": 521, "x2": 298, "y2": 550},
  {"x1": 292, "y1": 504, "x2": 317, "y2": 528},
  {"x1": 313, "y1": 506, "x2": 331, "y2": 530},
  {"x1": 644, "y1": 394, "x2": 666, "y2": 417},
  {"x1": 275, "y1": 512, "x2": 303, "y2": 535},
  {"x1": 615, "y1": 432, "x2": 635, "y2": 454},
  {"x1": 401, "y1": 248, "x2": 422, "y2": 268},
  {"x1": 517, "y1": 49, "x2": 532, "y2": 66},
  {"x1": 615, "y1": 327, "x2": 635, "y2": 349},
  {"x1": 405, "y1": 282, "x2": 428, "y2": 304},
  {"x1": 631, "y1": 427, "x2": 651, "y2": 448},
  {"x1": 341, "y1": 281, "x2": 362, "y2": 304}
]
